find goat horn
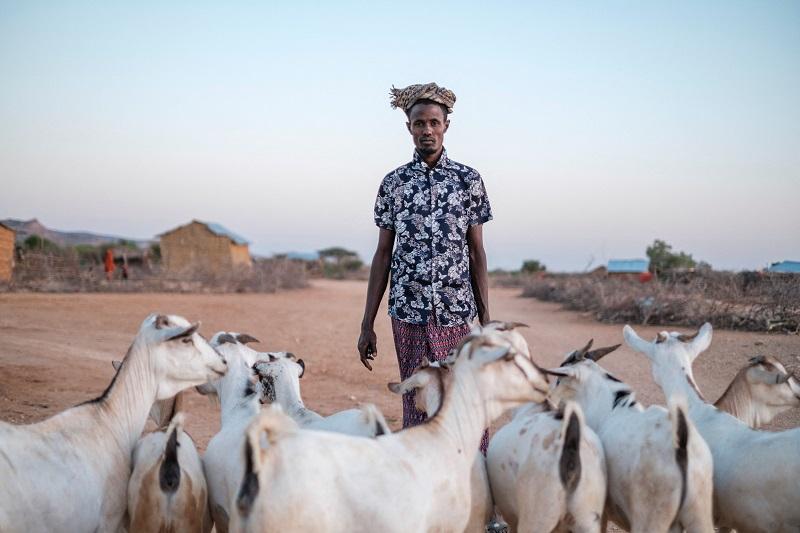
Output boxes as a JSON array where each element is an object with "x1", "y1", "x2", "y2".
[
  {"x1": 577, "y1": 339, "x2": 594, "y2": 357},
  {"x1": 488, "y1": 320, "x2": 530, "y2": 331},
  {"x1": 677, "y1": 330, "x2": 699, "y2": 342},
  {"x1": 587, "y1": 343, "x2": 622, "y2": 362},
  {"x1": 542, "y1": 368, "x2": 571, "y2": 378},
  {"x1": 236, "y1": 333, "x2": 260, "y2": 345}
]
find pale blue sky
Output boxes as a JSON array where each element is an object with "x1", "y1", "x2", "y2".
[{"x1": 1, "y1": 1, "x2": 798, "y2": 271}]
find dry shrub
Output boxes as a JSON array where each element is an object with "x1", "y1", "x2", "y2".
[
  {"x1": 522, "y1": 271, "x2": 800, "y2": 333},
  {"x1": 10, "y1": 253, "x2": 308, "y2": 294}
]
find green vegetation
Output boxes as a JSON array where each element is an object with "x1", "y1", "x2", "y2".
[
  {"x1": 22, "y1": 235, "x2": 61, "y2": 253},
  {"x1": 521, "y1": 259, "x2": 547, "y2": 274},
  {"x1": 646, "y1": 239, "x2": 697, "y2": 275}
]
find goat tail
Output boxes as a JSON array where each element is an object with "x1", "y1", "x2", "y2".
[
  {"x1": 237, "y1": 405, "x2": 298, "y2": 517},
  {"x1": 668, "y1": 394, "x2": 690, "y2": 519},
  {"x1": 159, "y1": 412, "x2": 185, "y2": 493},
  {"x1": 359, "y1": 403, "x2": 391, "y2": 437},
  {"x1": 558, "y1": 401, "x2": 583, "y2": 493}
]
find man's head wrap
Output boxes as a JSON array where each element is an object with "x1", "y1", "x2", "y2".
[{"x1": 389, "y1": 82, "x2": 456, "y2": 114}]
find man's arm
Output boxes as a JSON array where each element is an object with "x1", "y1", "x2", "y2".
[
  {"x1": 357, "y1": 228, "x2": 395, "y2": 370},
  {"x1": 467, "y1": 224, "x2": 490, "y2": 325}
]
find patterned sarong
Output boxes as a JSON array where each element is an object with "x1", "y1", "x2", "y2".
[{"x1": 391, "y1": 316, "x2": 489, "y2": 453}]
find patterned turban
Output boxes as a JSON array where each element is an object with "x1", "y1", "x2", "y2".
[{"x1": 389, "y1": 82, "x2": 456, "y2": 114}]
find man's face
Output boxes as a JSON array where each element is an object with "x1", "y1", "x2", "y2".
[{"x1": 406, "y1": 103, "x2": 449, "y2": 156}]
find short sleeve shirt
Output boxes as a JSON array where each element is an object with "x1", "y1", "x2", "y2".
[{"x1": 374, "y1": 148, "x2": 493, "y2": 327}]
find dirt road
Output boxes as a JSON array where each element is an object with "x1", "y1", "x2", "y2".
[{"x1": 1, "y1": 280, "x2": 798, "y2": 449}]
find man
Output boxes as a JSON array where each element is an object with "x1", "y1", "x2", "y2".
[{"x1": 357, "y1": 82, "x2": 493, "y2": 433}]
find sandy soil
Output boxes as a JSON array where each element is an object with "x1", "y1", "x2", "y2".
[{"x1": 1, "y1": 279, "x2": 798, "y2": 451}]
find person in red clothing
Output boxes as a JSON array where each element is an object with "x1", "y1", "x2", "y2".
[{"x1": 104, "y1": 248, "x2": 115, "y2": 281}]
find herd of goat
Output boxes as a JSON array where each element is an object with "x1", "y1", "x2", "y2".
[{"x1": 0, "y1": 313, "x2": 798, "y2": 533}]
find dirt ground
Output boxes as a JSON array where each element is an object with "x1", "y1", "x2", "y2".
[{"x1": 1, "y1": 279, "x2": 798, "y2": 451}]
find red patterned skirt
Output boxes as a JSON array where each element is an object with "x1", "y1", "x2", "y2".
[{"x1": 391, "y1": 316, "x2": 489, "y2": 453}]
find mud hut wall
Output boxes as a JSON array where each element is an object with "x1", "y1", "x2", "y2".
[
  {"x1": 230, "y1": 243, "x2": 252, "y2": 268},
  {"x1": 161, "y1": 222, "x2": 235, "y2": 275},
  {"x1": 0, "y1": 225, "x2": 14, "y2": 282}
]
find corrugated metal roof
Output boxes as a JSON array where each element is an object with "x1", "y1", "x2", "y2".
[
  {"x1": 767, "y1": 260, "x2": 800, "y2": 273},
  {"x1": 607, "y1": 259, "x2": 650, "y2": 273},
  {"x1": 202, "y1": 221, "x2": 249, "y2": 245}
]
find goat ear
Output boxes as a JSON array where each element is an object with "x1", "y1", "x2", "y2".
[
  {"x1": 237, "y1": 333, "x2": 260, "y2": 345},
  {"x1": 690, "y1": 322, "x2": 713, "y2": 357},
  {"x1": 623, "y1": 325, "x2": 652, "y2": 356},
  {"x1": 748, "y1": 355, "x2": 766, "y2": 366},
  {"x1": 656, "y1": 332, "x2": 668, "y2": 344},
  {"x1": 111, "y1": 360, "x2": 122, "y2": 371},
  {"x1": 587, "y1": 344, "x2": 622, "y2": 362},
  {"x1": 155, "y1": 314, "x2": 170, "y2": 329},
  {"x1": 545, "y1": 366, "x2": 578, "y2": 380},
  {"x1": 195, "y1": 382, "x2": 217, "y2": 396},
  {"x1": 387, "y1": 372, "x2": 429, "y2": 395},
  {"x1": 167, "y1": 322, "x2": 199, "y2": 341},
  {"x1": 215, "y1": 333, "x2": 238, "y2": 345},
  {"x1": 296, "y1": 359, "x2": 305, "y2": 378},
  {"x1": 487, "y1": 320, "x2": 529, "y2": 331}
]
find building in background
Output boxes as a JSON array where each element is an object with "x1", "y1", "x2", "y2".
[
  {"x1": 607, "y1": 258, "x2": 652, "y2": 282},
  {"x1": 0, "y1": 222, "x2": 16, "y2": 282},
  {"x1": 159, "y1": 220, "x2": 251, "y2": 276},
  {"x1": 767, "y1": 260, "x2": 800, "y2": 274}
]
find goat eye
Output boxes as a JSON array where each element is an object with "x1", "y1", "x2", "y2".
[{"x1": 181, "y1": 337, "x2": 192, "y2": 344}]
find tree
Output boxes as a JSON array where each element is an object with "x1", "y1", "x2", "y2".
[
  {"x1": 521, "y1": 259, "x2": 546, "y2": 274},
  {"x1": 23, "y1": 235, "x2": 60, "y2": 253},
  {"x1": 646, "y1": 239, "x2": 697, "y2": 274}
]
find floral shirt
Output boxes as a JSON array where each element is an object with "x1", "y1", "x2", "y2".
[{"x1": 374, "y1": 149, "x2": 493, "y2": 327}]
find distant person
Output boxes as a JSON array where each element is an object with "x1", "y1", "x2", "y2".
[
  {"x1": 357, "y1": 83, "x2": 493, "y2": 440},
  {"x1": 104, "y1": 248, "x2": 115, "y2": 281}
]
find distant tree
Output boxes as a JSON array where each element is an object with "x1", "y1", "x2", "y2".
[
  {"x1": 318, "y1": 246, "x2": 363, "y2": 278},
  {"x1": 149, "y1": 243, "x2": 162, "y2": 262},
  {"x1": 23, "y1": 235, "x2": 60, "y2": 253},
  {"x1": 646, "y1": 239, "x2": 697, "y2": 274},
  {"x1": 521, "y1": 259, "x2": 547, "y2": 274},
  {"x1": 117, "y1": 239, "x2": 139, "y2": 250}
]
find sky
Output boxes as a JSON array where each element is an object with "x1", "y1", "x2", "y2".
[{"x1": 1, "y1": 1, "x2": 798, "y2": 271}]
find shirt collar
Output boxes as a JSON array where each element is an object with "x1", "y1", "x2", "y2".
[{"x1": 412, "y1": 147, "x2": 449, "y2": 171}]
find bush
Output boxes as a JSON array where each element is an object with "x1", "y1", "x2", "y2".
[
  {"x1": 522, "y1": 271, "x2": 799, "y2": 333},
  {"x1": 521, "y1": 260, "x2": 546, "y2": 274}
]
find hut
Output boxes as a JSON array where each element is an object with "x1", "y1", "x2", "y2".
[
  {"x1": 767, "y1": 260, "x2": 800, "y2": 274},
  {"x1": 0, "y1": 222, "x2": 15, "y2": 282},
  {"x1": 607, "y1": 258, "x2": 652, "y2": 282},
  {"x1": 159, "y1": 220, "x2": 251, "y2": 276}
]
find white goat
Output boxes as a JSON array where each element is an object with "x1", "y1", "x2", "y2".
[
  {"x1": 624, "y1": 323, "x2": 800, "y2": 532},
  {"x1": 200, "y1": 332, "x2": 271, "y2": 533},
  {"x1": 252, "y1": 354, "x2": 390, "y2": 437},
  {"x1": 547, "y1": 339, "x2": 715, "y2": 533},
  {"x1": 387, "y1": 358, "x2": 493, "y2": 533},
  {"x1": 230, "y1": 332, "x2": 551, "y2": 533},
  {"x1": 128, "y1": 413, "x2": 212, "y2": 533},
  {"x1": 0, "y1": 313, "x2": 227, "y2": 533},
  {"x1": 714, "y1": 354, "x2": 800, "y2": 427},
  {"x1": 488, "y1": 400, "x2": 606, "y2": 533}
]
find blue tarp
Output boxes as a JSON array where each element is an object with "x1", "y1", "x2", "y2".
[{"x1": 607, "y1": 259, "x2": 650, "y2": 273}]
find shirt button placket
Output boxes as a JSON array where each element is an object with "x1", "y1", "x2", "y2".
[{"x1": 428, "y1": 167, "x2": 437, "y2": 325}]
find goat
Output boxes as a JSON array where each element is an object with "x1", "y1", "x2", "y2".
[
  {"x1": 547, "y1": 339, "x2": 714, "y2": 533},
  {"x1": 199, "y1": 331, "x2": 271, "y2": 533},
  {"x1": 0, "y1": 313, "x2": 227, "y2": 533},
  {"x1": 230, "y1": 331, "x2": 551, "y2": 533},
  {"x1": 625, "y1": 323, "x2": 800, "y2": 532},
  {"x1": 487, "y1": 400, "x2": 606, "y2": 533},
  {"x1": 388, "y1": 358, "x2": 493, "y2": 532},
  {"x1": 252, "y1": 354, "x2": 390, "y2": 437},
  {"x1": 128, "y1": 413, "x2": 212, "y2": 533},
  {"x1": 714, "y1": 355, "x2": 800, "y2": 427}
]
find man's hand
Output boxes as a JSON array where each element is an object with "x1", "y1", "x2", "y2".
[{"x1": 357, "y1": 328, "x2": 378, "y2": 371}]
